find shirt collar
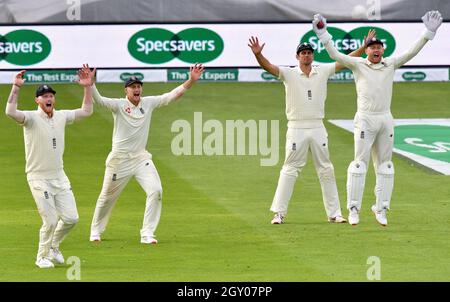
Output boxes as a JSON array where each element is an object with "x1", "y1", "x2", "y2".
[
  {"x1": 365, "y1": 57, "x2": 386, "y2": 67},
  {"x1": 298, "y1": 65, "x2": 318, "y2": 76},
  {"x1": 126, "y1": 96, "x2": 141, "y2": 108}
]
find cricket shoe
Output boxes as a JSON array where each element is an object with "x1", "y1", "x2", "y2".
[
  {"x1": 328, "y1": 215, "x2": 347, "y2": 223},
  {"x1": 371, "y1": 205, "x2": 388, "y2": 226},
  {"x1": 141, "y1": 236, "x2": 158, "y2": 245},
  {"x1": 271, "y1": 213, "x2": 285, "y2": 224},
  {"x1": 90, "y1": 234, "x2": 101, "y2": 242},
  {"x1": 50, "y1": 247, "x2": 65, "y2": 264},
  {"x1": 35, "y1": 257, "x2": 54, "y2": 269},
  {"x1": 348, "y1": 207, "x2": 359, "y2": 226}
]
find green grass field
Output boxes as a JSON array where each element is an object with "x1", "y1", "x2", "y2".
[{"x1": 0, "y1": 81, "x2": 449, "y2": 281}]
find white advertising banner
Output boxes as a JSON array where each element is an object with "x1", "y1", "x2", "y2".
[{"x1": 0, "y1": 23, "x2": 449, "y2": 69}]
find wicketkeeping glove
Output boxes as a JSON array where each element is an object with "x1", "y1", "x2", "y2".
[
  {"x1": 422, "y1": 10, "x2": 443, "y2": 33},
  {"x1": 312, "y1": 14, "x2": 332, "y2": 44},
  {"x1": 312, "y1": 14, "x2": 327, "y2": 36}
]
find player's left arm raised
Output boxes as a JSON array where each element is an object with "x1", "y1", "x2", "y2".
[
  {"x1": 156, "y1": 64, "x2": 205, "y2": 108},
  {"x1": 73, "y1": 64, "x2": 94, "y2": 121},
  {"x1": 335, "y1": 29, "x2": 376, "y2": 72},
  {"x1": 391, "y1": 10, "x2": 443, "y2": 69},
  {"x1": 183, "y1": 63, "x2": 205, "y2": 89}
]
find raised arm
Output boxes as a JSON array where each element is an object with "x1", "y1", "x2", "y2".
[
  {"x1": 81, "y1": 64, "x2": 120, "y2": 112},
  {"x1": 73, "y1": 64, "x2": 94, "y2": 121},
  {"x1": 248, "y1": 36, "x2": 279, "y2": 77},
  {"x1": 335, "y1": 29, "x2": 376, "y2": 72},
  {"x1": 313, "y1": 14, "x2": 359, "y2": 69},
  {"x1": 155, "y1": 64, "x2": 205, "y2": 108},
  {"x1": 5, "y1": 70, "x2": 26, "y2": 124},
  {"x1": 391, "y1": 11, "x2": 443, "y2": 69}
]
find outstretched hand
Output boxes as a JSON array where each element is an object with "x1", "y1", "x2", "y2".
[
  {"x1": 364, "y1": 29, "x2": 377, "y2": 46},
  {"x1": 189, "y1": 63, "x2": 205, "y2": 81},
  {"x1": 422, "y1": 10, "x2": 443, "y2": 33},
  {"x1": 13, "y1": 70, "x2": 26, "y2": 87},
  {"x1": 76, "y1": 64, "x2": 96, "y2": 87},
  {"x1": 248, "y1": 36, "x2": 265, "y2": 55}
]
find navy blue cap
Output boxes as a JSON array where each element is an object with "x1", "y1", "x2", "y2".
[
  {"x1": 366, "y1": 38, "x2": 384, "y2": 47},
  {"x1": 35, "y1": 84, "x2": 56, "y2": 97},
  {"x1": 296, "y1": 42, "x2": 314, "y2": 54},
  {"x1": 125, "y1": 76, "x2": 143, "y2": 87}
]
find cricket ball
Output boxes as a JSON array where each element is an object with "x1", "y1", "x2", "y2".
[{"x1": 317, "y1": 20, "x2": 324, "y2": 29}]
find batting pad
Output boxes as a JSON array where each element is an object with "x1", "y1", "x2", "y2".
[
  {"x1": 375, "y1": 161, "x2": 395, "y2": 211},
  {"x1": 346, "y1": 161, "x2": 367, "y2": 210}
]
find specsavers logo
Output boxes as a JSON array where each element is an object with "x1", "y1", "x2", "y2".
[
  {"x1": 128, "y1": 27, "x2": 224, "y2": 64},
  {"x1": 120, "y1": 72, "x2": 144, "y2": 81},
  {"x1": 402, "y1": 71, "x2": 426, "y2": 81},
  {"x1": 300, "y1": 26, "x2": 396, "y2": 63},
  {"x1": 261, "y1": 71, "x2": 278, "y2": 81},
  {"x1": 0, "y1": 30, "x2": 51, "y2": 65}
]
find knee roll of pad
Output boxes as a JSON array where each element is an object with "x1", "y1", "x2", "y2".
[{"x1": 377, "y1": 161, "x2": 394, "y2": 175}]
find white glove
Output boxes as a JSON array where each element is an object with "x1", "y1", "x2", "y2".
[
  {"x1": 312, "y1": 14, "x2": 327, "y2": 36},
  {"x1": 421, "y1": 10, "x2": 443, "y2": 33}
]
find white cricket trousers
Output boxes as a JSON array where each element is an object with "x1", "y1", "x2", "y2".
[
  {"x1": 90, "y1": 151, "x2": 162, "y2": 239},
  {"x1": 347, "y1": 111, "x2": 395, "y2": 210},
  {"x1": 270, "y1": 126, "x2": 342, "y2": 218},
  {"x1": 353, "y1": 112, "x2": 394, "y2": 167},
  {"x1": 28, "y1": 175, "x2": 79, "y2": 260}
]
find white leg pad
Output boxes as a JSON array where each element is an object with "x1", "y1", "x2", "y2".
[
  {"x1": 347, "y1": 161, "x2": 367, "y2": 211},
  {"x1": 375, "y1": 161, "x2": 394, "y2": 211}
]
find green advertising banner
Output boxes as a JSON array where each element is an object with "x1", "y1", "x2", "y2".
[
  {"x1": 168, "y1": 68, "x2": 238, "y2": 82},
  {"x1": 22, "y1": 70, "x2": 78, "y2": 83}
]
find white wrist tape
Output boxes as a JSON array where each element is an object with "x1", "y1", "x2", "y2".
[{"x1": 422, "y1": 28, "x2": 436, "y2": 40}]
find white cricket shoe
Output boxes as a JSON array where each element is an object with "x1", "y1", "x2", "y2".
[
  {"x1": 328, "y1": 215, "x2": 347, "y2": 223},
  {"x1": 371, "y1": 205, "x2": 388, "y2": 226},
  {"x1": 141, "y1": 236, "x2": 158, "y2": 245},
  {"x1": 90, "y1": 234, "x2": 101, "y2": 242},
  {"x1": 35, "y1": 257, "x2": 55, "y2": 269},
  {"x1": 271, "y1": 213, "x2": 285, "y2": 224},
  {"x1": 50, "y1": 247, "x2": 65, "y2": 264},
  {"x1": 348, "y1": 207, "x2": 359, "y2": 225}
]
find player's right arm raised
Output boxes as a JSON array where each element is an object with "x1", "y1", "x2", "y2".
[
  {"x1": 5, "y1": 70, "x2": 26, "y2": 124},
  {"x1": 248, "y1": 36, "x2": 279, "y2": 77},
  {"x1": 313, "y1": 14, "x2": 359, "y2": 69}
]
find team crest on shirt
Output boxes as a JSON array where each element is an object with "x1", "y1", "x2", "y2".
[{"x1": 125, "y1": 107, "x2": 131, "y2": 114}]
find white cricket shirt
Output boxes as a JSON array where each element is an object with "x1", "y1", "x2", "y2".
[
  {"x1": 323, "y1": 30, "x2": 431, "y2": 114},
  {"x1": 93, "y1": 85, "x2": 184, "y2": 157},
  {"x1": 21, "y1": 107, "x2": 75, "y2": 180},
  {"x1": 278, "y1": 64, "x2": 335, "y2": 128}
]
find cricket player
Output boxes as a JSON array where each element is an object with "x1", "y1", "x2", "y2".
[
  {"x1": 248, "y1": 29, "x2": 375, "y2": 225},
  {"x1": 5, "y1": 68, "x2": 94, "y2": 268},
  {"x1": 87, "y1": 64, "x2": 204, "y2": 244},
  {"x1": 312, "y1": 11, "x2": 443, "y2": 226}
]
